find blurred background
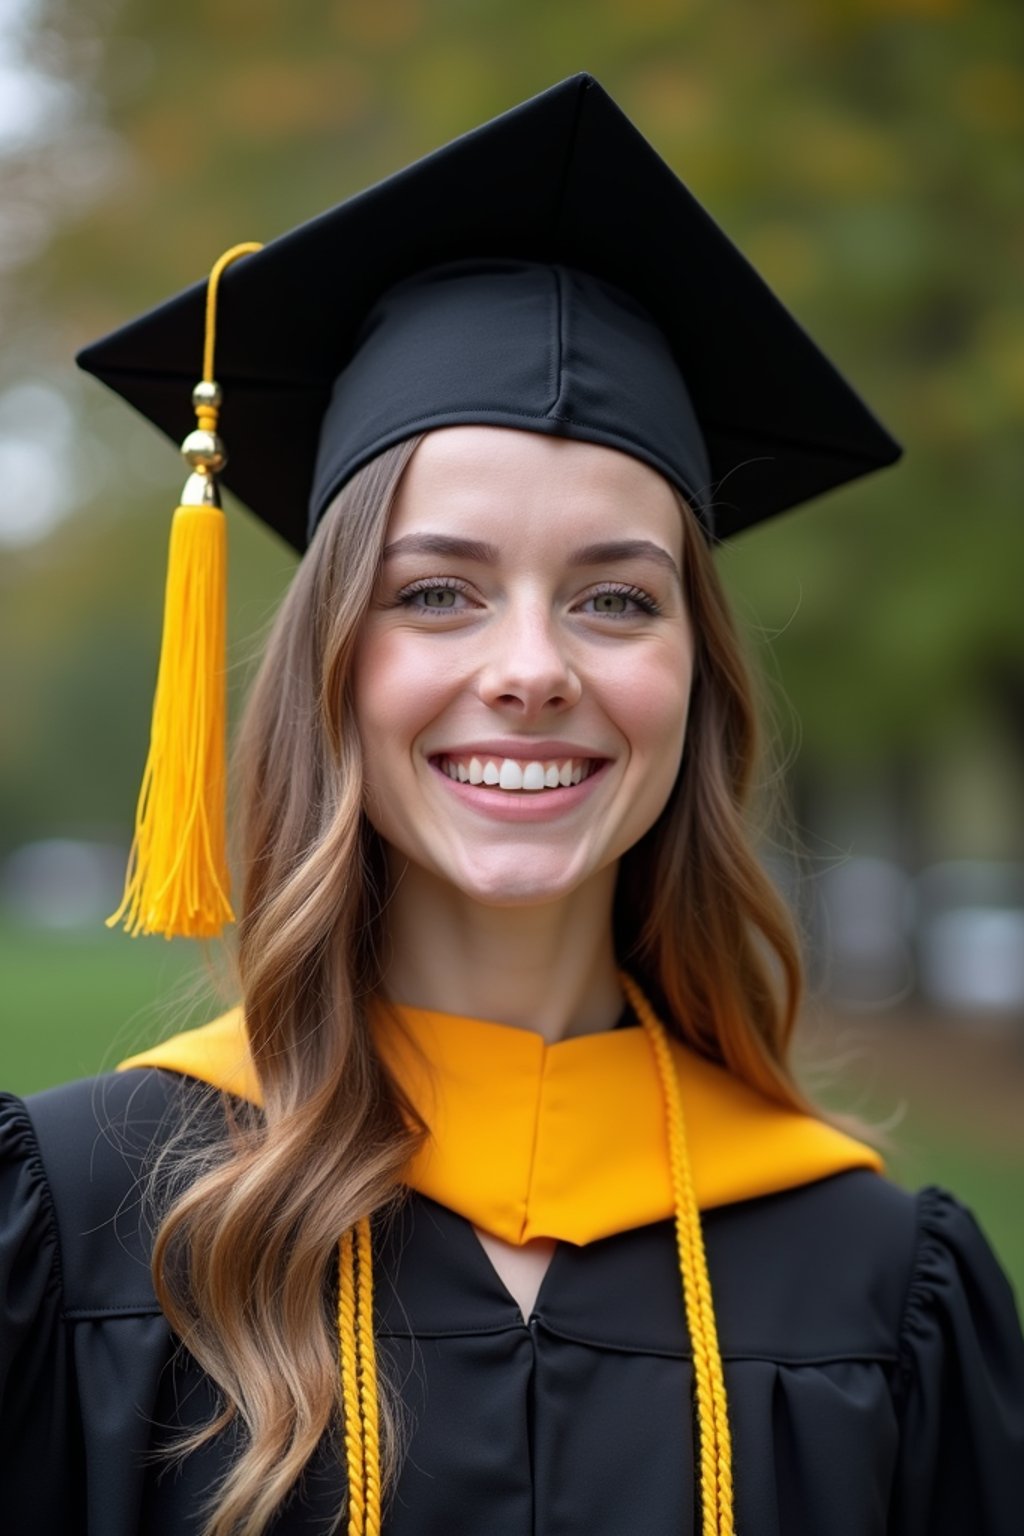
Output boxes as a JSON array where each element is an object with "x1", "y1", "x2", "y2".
[{"x1": 0, "y1": 0, "x2": 1021, "y2": 1287}]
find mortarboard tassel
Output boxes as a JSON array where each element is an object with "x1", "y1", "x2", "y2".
[{"x1": 108, "y1": 241, "x2": 263, "y2": 939}]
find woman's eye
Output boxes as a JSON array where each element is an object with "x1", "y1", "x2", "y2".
[
  {"x1": 395, "y1": 578, "x2": 473, "y2": 613},
  {"x1": 591, "y1": 591, "x2": 630, "y2": 615},
  {"x1": 579, "y1": 585, "x2": 659, "y2": 617}
]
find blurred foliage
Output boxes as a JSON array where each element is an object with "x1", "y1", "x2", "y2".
[{"x1": 0, "y1": 0, "x2": 1022, "y2": 860}]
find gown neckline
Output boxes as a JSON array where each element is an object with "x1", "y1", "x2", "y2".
[{"x1": 118, "y1": 997, "x2": 884, "y2": 1244}]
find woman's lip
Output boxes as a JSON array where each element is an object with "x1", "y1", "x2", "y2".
[
  {"x1": 428, "y1": 757, "x2": 611, "y2": 820},
  {"x1": 428, "y1": 740, "x2": 609, "y2": 761}
]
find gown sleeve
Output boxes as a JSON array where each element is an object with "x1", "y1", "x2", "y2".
[
  {"x1": 0, "y1": 1091, "x2": 82, "y2": 1532},
  {"x1": 889, "y1": 1185, "x2": 1024, "y2": 1536}
]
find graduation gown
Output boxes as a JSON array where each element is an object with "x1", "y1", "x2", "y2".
[{"x1": 2, "y1": 1011, "x2": 1023, "y2": 1535}]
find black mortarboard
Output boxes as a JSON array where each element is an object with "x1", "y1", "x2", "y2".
[
  {"x1": 77, "y1": 71, "x2": 901, "y2": 550},
  {"x1": 75, "y1": 72, "x2": 902, "y2": 944}
]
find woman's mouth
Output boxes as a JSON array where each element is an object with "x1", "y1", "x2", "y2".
[{"x1": 433, "y1": 754, "x2": 602, "y2": 793}]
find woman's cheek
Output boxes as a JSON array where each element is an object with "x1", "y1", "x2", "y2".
[
  {"x1": 614, "y1": 648, "x2": 693, "y2": 757},
  {"x1": 356, "y1": 628, "x2": 446, "y2": 733}
]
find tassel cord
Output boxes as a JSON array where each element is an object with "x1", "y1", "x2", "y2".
[{"x1": 202, "y1": 243, "x2": 262, "y2": 389}]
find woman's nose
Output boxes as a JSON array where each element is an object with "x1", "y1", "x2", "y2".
[{"x1": 476, "y1": 605, "x2": 582, "y2": 716}]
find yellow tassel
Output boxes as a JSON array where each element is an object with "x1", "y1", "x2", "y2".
[
  {"x1": 108, "y1": 240, "x2": 262, "y2": 939},
  {"x1": 107, "y1": 500, "x2": 233, "y2": 938}
]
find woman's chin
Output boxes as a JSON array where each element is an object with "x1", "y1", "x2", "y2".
[{"x1": 433, "y1": 849, "x2": 607, "y2": 910}]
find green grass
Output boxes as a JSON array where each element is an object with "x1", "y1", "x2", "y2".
[
  {"x1": 2, "y1": 919, "x2": 1022, "y2": 1302},
  {"x1": 882, "y1": 1112, "x2": 1024, "y2": 1293},
  {"x1": 1, "y1": 918, "x2": 215, "y2": 1092}
]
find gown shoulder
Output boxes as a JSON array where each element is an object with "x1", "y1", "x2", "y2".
[
  {"x1": 886, "y1": 1182, "x2": 1024, "y2": 1535},
  {"x1": 715, "y1": 1170, "x2": 1024, "y2": 1534},
  {"x1": 0, "y1": 1071, "x2": 195, "y2": 1535}
]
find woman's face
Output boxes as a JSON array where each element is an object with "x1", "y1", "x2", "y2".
[{"x1": 352, "y1": 426, "x2": 694, "y2": 907}]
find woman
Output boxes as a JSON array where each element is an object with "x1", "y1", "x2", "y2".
[{"x1": 2, "y1": 74, "x2": 1022, "y2": 1536}]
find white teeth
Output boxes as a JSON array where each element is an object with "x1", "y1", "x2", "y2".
[
  {"x1": 499, "y1": 759, "x2": 524, "y2": 790},
  {"x1": 441, "y1": 755, "x2": 597, "y2": 791}
]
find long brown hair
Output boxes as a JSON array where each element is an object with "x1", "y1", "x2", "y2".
[{"x1": 152, "y1": 432, "x2": 818, "y2": 1535}]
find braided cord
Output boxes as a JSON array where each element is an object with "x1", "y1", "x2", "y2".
[
  {"x1": 338, "y1": 1219, "x2": 382, "y2": 1536},
  {"x1": 338, "y1": 1228, "x2": 366, "y2": 1536},
  {"x1": 355, "y1": 1217, "x2": 382, "y2": 1534},
  {"x1": 621, "y1": 972, "x2": 736, "y2": 1536}
]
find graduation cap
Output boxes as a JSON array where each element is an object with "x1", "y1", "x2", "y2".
[{"x1": 75, "y1": 71, "x2": 901, "y2": 943}]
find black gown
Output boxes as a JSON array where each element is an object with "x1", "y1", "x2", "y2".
[{"x1": 2, "y1": 1061, "x2": 1023, "y2": 1535}]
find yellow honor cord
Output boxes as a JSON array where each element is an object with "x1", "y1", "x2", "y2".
[
  {"x1": 339, "y1": 1216, "x2": 381, "y2": 1536},
  {"x1": 108, "y1": 241, "x2": 262, "y2": 939},
  {"x1": 336, "y1": 977, "x2": 735, "y2": 1536},
  {"x1": 622, "y1": 973, "x2": 736, "y2": 1536},
  {"x1": 356, "y1": 1216, "x2": 382, "y2": 1534}
]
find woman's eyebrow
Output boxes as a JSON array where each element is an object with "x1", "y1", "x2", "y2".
[
  {"x1": 383, "y1": 533, "x2": 499, "y2": 562},
  {"x1": 568, "y1": 540, "x2": 681, "y2": 584}
]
